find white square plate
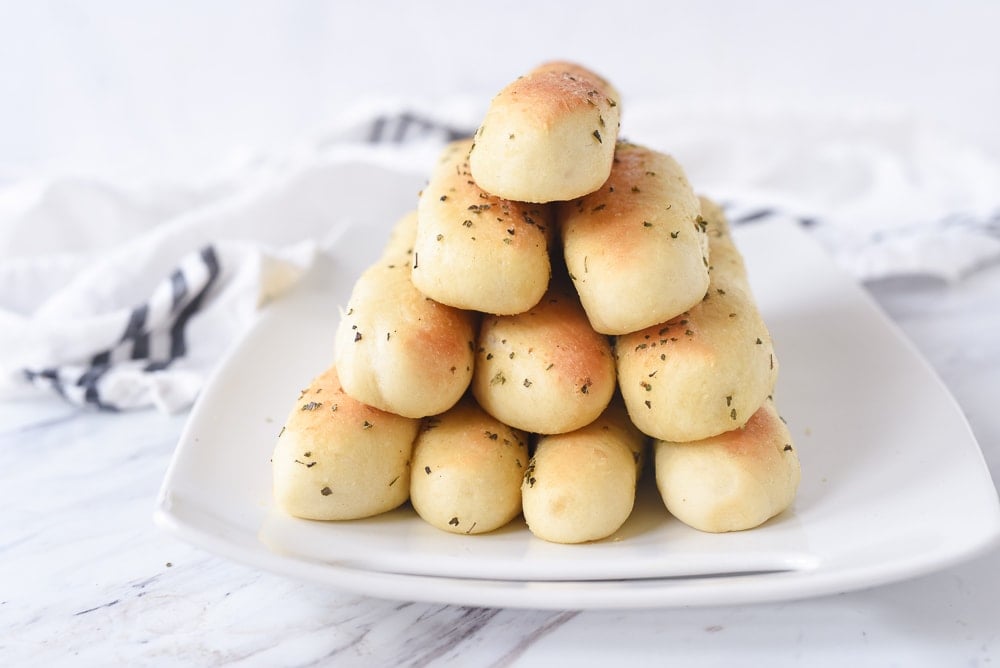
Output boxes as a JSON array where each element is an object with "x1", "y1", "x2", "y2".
[{"x1": 154, "y1": 161, "x2": 1000, "y2": 609}]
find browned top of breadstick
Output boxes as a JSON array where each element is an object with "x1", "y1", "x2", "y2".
[
  {"x1": 499, "y1": 61, "x2": 619, "y2": 122},
  {"x1": 470, "y1": 61, "x2": 620, "y2": 203}
]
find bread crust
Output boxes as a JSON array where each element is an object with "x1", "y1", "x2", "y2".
[
  {"x1": 615, "y1": 197, "x2": 778, "y2": 442},
  {"x1": 653, "y1": 399, "x2": 800, "y2": 532},
  {"x1": 521, "y1": 398, "x2": 647, "y2": 543},
  {"x1": 471, "y1": 281, "x2": 615, "y2": 434},
  {"x1": 409, "y1": 397, "x2": 529, "y2": 534},
  {"x1": 559, "y1": 143, "x2": 710, "y2": 335},
  {"x1": 271, "y1": 365, "x2": 418, "y2": 520},
  {"x1": 469, "y1": 61, "x2": 621, "y2": 203},
  {"x1": 335, "y1": 212, "x2": 478, "y2": 418},
  {"x1": 412, "y1": 140, "x2": 554, "y2": 315}
]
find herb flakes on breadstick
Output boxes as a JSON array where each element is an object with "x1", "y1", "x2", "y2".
[
  {"x1": 472, "y1": 281, "x2": 615, "y2": 435},
  {"x1": 559, "y1": 143, "x2": 710, "y2": 335},
  {"x1": 412, "y1": 140, "x2": 553, "y2": 315},
  {"x1": 470, "y1": 61, "x2": 621, "y2": 203},
  {"x1": 409, "y1": 397, "x2": 529, "y2": 535},
  {"x1": 616, "y1": 197, "x2": 778, "y2": 442},
  {"x1": 272, "y1": 365, "x2": 418, "y2": 521},
  {"x1": 335, "y1": 212, "x2": 478, "y2": 418}
]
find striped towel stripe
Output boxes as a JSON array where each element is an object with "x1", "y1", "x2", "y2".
[
  {"x1": 24, "y1": 245, "x2": 222, "y2": 410},
  {"x1": 365, "y1": 111, "x2": 472, "y2": 144},
  {"x1": 716, "y1": 200, "x2": 819, "y2": 229}
]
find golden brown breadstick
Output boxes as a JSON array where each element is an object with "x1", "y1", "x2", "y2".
[
  {"x1": 412, "y1": 139, "x2": 554, "y2": 315},
  {"x1": 521, "y1": 398, "x2": 647, "y2": 543},
  {"x1": 558, "y1": 143, "x2": 710, "y2": 335},
  {"x1": 409, "y1": 396, "x2": 529, "y2": 535},
  {"x1": 471, "y1": 280, "x2": 616, "y2": 435},
  {"x1": 653, "y1": 398, "x2": 800, "y2": 532},
  {"x1": 615, "y1": 197, "x2": 777, "y2": 442},
  {"x1": 470, "y1": 61, "x2": 621, "y2": 203},
  {"x1": 334, "y1": 212, "x2": 478, "y2": 418},
  {"x1": 272, "y1": 365, "x2": 418, "y2": 520}
]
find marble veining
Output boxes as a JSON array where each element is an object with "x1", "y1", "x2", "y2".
[{"x1": 2, "y1": 265, "x2": 999, "y2": 666}]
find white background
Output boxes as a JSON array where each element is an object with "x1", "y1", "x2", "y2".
[{"x1": 2, "y1": 0, "x2": 998, "y2": 184}]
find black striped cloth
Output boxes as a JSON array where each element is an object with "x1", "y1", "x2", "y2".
[{"x1": 23, "y1": 246, "x2": 222, "y2": 411}]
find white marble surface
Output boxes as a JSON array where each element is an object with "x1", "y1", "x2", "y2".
[{"x1": 1, "y1": 260, "x2": 998, "y2": 666}]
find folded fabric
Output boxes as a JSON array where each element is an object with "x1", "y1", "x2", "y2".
[
  {"x1": 8, "y1": 241, "x2": 314, "y2": 413},
  {"x1": 2, "y1": 105, "x2": 998, "y2": 413},
  {"x1": 0, "y1": 110, "x2": 467, "y2": 412}
]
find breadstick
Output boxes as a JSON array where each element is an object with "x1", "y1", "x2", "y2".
[
  {"x1": 521, "y1": 398, "x2": 647, "y2": 544},
  {"x1": 615, "y1": 197, "x2": 777, "y2": 441},
  {"x1": 334, "y1": 212, "x2": 478, "y2": 418},
  {"x1": 412, "y1": 139, "x2": 554, "y2": 315},
  {"x1": 558, "y1": 143, "x2": 710, "y2": 335},
  {"x1": 409, "y1": 396, "x2": 529, "y2": 535},
  {"x1": 653, "y1": 398, "x2": 800, "y2": 532},
  {"x1": 469, "y1": 61, "x2": 621, "y2": 203},
  {"x1": 272, "y1": 365, "x2": 418, "y2": 520},
  {"x1": 471, "y1": 280, "x2": 615, "y2": 434}
]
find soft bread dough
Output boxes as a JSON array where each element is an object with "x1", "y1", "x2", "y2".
[
  {"x1": 469, "y1": 61, "x2": 621, "y2": 203},
  {"x1": 272, "y1": 365, "x2": 418, "y2": 520},
  {"x1": 471, "y1": 280, "x2": 616, "y2": 435},
  {"x1": 559, "y1": 143, "x2": 710, "y2": 335},
  {"x1": 654, "y1": 399, "x2": 800, "y2": 532},
  {"x1": 409, "y1": 397, "x2": 529, "y2": 535},
  {"x1": 521, "y1": 398, "x2": 647, "y2": 543},
  {"x1": 334, "y1": 212, "x2": 478, "y2": 418},
  {"x1": 412, "y1": 139, "x2": 554, "y2": 315},
  {"x1": 615, "y1": 197, "x2": 778, "y2": 442}
]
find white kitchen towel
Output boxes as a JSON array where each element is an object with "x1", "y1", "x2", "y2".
[
  {"x1": 0, "y1": 108, "x2": 468, "y2": 413},
  {"x1": 2, "y1": 104, "x2": 999, "y2": 413}
]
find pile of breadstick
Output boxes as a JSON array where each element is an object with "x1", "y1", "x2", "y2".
[{"x1": 272, "y1": 62, "x2": 801, "y2": 543}]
